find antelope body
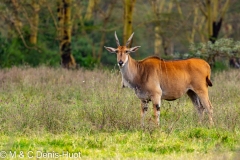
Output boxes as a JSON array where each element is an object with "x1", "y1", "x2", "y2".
[{"x1": 104, "y1": 32, "x2": 213, "y2": 126}]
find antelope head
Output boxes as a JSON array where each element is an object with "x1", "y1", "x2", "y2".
[{"x1": 104, "y1": 32, "x2": 141, "y2": 67}]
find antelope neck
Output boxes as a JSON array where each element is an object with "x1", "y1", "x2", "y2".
[{"x1": 120, "y1": 55, "x2": 138, "y2": 83}]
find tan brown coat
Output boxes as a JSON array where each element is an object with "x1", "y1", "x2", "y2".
[{"x1": 105, "y1": 32, "x2": 213, "y2": 126}]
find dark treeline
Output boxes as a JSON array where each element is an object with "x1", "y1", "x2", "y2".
[{"x1": 0, "y1": 0, "x2": 240, "y2": 69}]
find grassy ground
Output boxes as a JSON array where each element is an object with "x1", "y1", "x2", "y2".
[{"x1": 0, "y1": 66, "x2": 240, "y2": 159}]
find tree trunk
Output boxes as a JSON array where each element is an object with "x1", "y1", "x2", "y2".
[
  {"x1": 151, "y1": 0, "x2": 165, "y2": 56},
  {"x1": 58, "y1": 0, "x2": 76, "y2": 69},
  {"x1": 209, "y1": 18, "x2": 223, "y2": 43},
  {"x1": 30, "y1": 0, "x2": 39, "y2": 45},
  {"x1": 123, "y1": 0, "x2": 136, "y2": 47},
  {"x1": 187, "y1": 6, "x2": 198, "y2": 43},
  {"x1": 151, "y1": 0, "x2": 175, "y2": 57},
  {"x1": 209, "y1": 0, "x2": 229, "y2": 43},
  {"x1": 206, "y1": 0, "x2": 213, "y2": 40},
  {"x1": 154, "y1": 26, "x2": 162, "y2": 56},
  {"x1": 162, "y1": 37, "x2": 173, "y2": 57}
]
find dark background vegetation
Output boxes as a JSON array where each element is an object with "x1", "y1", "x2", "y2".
[{"x1": 0, "y1": 0, "x2": 240, "y2": 69}]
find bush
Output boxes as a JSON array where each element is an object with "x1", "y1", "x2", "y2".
[
  {"x1": 188, "y1": 38, "x2": 240, "y2": 66},
  {"x1": 189, "y1": 39, "x2": 240, "y2": 58}
]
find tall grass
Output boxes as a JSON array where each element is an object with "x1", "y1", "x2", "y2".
[
  {"x1": 0, "y1": 66, "x2": 240, "y2": 158},
  {"x1": 0, "y1": 66, "x2": 140, "y2": 133},
  {"x1": 1, "y1": 67, "x2": 240, "y2": 133}
]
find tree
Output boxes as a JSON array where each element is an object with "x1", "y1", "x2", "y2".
[
  {"x1": 0, "y1": 0, "x2": 240, "y2": 68},
  {"x1": 199, "y1": 0, "x2": 230, "y2": 43},
  {"x1": 57, "y1": 0, "x2": 76, "y2": 69},
  {"x1": 123, "y1": 0, "x2": 136, "y2": 47},
  {"x1": 1, "y1": 0, "x2": 41, "y2": 49},
  {"x1": 185, "y1": 3, "x2": 205, "y2": 43},
  {"x1": 150, "y1": 0, "x2": 178, "y2": 57},
  {"x1": 2, "y1": 0, "x2": 28, "y2": 48},
  {"x1": 151, "y1": 0, "x2": 164, "y2": 56},
  {"x1": 95, "y1": 0, "x2": 116, "y2": 62}
]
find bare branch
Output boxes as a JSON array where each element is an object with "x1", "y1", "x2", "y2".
[{"x1": 47, "y1": 4, "x2": 58, "y2": 30}]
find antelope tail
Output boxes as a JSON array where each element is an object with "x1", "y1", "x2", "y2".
[{"x1": 206, "y1": 76, "x2": 213, "y2": 87}]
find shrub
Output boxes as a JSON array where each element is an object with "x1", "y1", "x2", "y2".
[
  {"x1": 189, "y1": 39, "x2": 240, "y2": 59},
  {"x1": 188, "y1": 39, "x2": 240, "y2": 68}
]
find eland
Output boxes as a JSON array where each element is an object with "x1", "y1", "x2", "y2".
[{"x1": 104, "y1": 32, "x2": 214, "y2": 126}]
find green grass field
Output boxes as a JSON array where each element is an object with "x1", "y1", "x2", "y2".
[{"x1": 0, "y1": 66, "x2": 240, "y2": 159}]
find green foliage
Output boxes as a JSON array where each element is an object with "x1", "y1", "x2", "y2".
[
  {"x1": 0, "y1": 32, "x2": 99, "y2": 69},
  {"x1": 213, "y1": 61, "x2": 228, "y2": 71},
  {"x1": 0, "y1": 36, "x2": 24, "y2": 67},
  {"x1": 72, "y1": 37, "x2": 99, "y2": 69},
  {"x1": 0, "y1": 34, "x2": 60, "y2": 68}
]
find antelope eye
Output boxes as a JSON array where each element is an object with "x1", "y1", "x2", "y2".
[{"x1": 125, "y1": 50, "x2": 129, "y2": 54}]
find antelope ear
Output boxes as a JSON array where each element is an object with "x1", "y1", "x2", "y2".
[
  {"x1": 104, "y1": 46, "x2": 117, "y2": 53},
  {"x1": 129, "y1": 46, "x2": 141, "y2": 53}
]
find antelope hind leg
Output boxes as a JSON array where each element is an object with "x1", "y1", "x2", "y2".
[
  {"x1": 187, "y1": 90, "x2": 205, "y2": 124},
  {"x1": 195, "y1": 91, "x2": 214, "y2": 126}
]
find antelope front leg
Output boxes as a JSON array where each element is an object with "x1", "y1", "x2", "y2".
[
  {"x1": 141, "y1": 100, "x2": 148, "y2": 127},
  {"x1": 153, "y1": 104, "x2": 160, "y2": 126},
  {"x1": 151, "y1": 95, "x2": 161, "y2": 126}
]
